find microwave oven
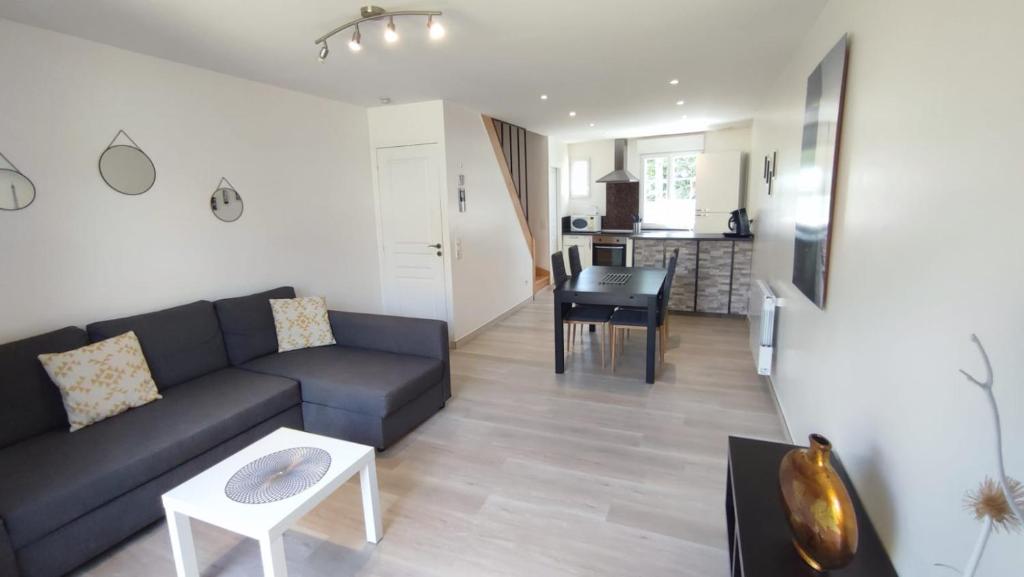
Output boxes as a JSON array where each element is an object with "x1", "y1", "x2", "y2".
[{"x1": 569, "y1": 215, "x2": 601, "y2": 232}]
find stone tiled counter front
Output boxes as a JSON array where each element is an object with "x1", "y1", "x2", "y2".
[{"x1": 631, "y1": 233, "x2": 753, "y2": 315}]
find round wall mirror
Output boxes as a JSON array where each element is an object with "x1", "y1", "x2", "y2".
[
  {"x1": 0, "y1": 168, "x2": 36, "y2": 211},
  {"x1": 211, "y1": 185, "x2": 243, "y2": 222},
  {"x1": 99, "y1": 144, "x2": 156, "y2": 195}
]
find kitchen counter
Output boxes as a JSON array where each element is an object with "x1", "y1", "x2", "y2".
[
  {"x1": 630, "y1": 231, "x2": 753, "y2": 241},
  {"x1": 563, "y1": 229, "x2": 752, "y2": 241}
]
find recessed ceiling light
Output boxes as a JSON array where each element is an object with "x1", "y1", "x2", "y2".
[
  {"x1": 569, "y1": 111, "x2": 577, "y2": 117},
  {"x1": 669, "y1": 79, "x2": 679, "y2": 85},
  {"x1": 589, "y1": 122, "x2": 596, "y2": 127},
  {"x1": 676, "y1": 100, "x2": 685, "y2": 106},
  {"x1": 540, "y1": 94, "x2": 548, "y2": 100},
  {"x1": 681, "y1": 115, "x2": 689, "y2": 120}
]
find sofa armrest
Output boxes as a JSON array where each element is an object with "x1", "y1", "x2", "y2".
[
  {"x1": 329, "y1": 310, "x2": 449, "y2": 363},
  {"x1": 0, "y1": 517, "x2": 19, "y2": 577}
]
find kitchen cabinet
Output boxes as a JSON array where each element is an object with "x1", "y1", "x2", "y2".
[
  {"x1": 697, "y1": 242, "x2": 733, "y2": 313},
  {"x1": 730, "y1": 241, "x2": 753, "y2": 315},
  {"x1": 664, "y1": 240, "x2": 698, "y2": 312},
  {"x1": 631, "y1": 235, "x2": 753, "y2": 315},
  {"x1": 562, "y1": 234, "x2": 593, "y2": 270},
  {"x1": 632, "y1": 238, "x2": 664, "y2": 268}
]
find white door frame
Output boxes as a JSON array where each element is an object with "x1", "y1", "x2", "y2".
[{"x1": 371, "y1": 143, "x2": 454, "y2": 329}]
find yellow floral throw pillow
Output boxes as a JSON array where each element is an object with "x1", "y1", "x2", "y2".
[
  {"x1": 269, "y1": 296, "x2": 337, "y2": 353},
  {"x1": 38, "y1": 331, "x2": 162, "y2": 432}
]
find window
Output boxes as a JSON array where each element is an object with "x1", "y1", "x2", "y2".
[
  {"x1": 570, "y1": 159, "x2": 590, "y2": 198},
  {"x1": 641, "y1": 153, "x2": 698, "y2": 229}
]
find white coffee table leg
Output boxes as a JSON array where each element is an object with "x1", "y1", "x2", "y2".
[
  {"x1": 360, "y1": 457, "x2": 383, "y2": 543},
  {"x1": 166, "y1": 510, "x2": 199, "y2": 577},
  {"x1": 259, "y1": 534, "x2": 288, "y2": 577}
]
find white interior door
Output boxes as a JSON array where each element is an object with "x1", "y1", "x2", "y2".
[
  {"x1": 377, "y1": 144, "x2": 448, "y2": 321},
  {"x1": 694, "y1": 151, "x2": 742, "y2": 233}
]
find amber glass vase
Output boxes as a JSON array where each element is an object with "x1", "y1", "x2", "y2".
[{"x1": 778, "y1": 434, "x2": 859, "y2": 571}]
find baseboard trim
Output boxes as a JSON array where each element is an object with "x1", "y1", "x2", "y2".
[
  {"x1": 453, "y1": 295, "x2": 533, "y2": 349},
  {"x1": 763, "y1": 373, "x2": 793, "y2": 443}
]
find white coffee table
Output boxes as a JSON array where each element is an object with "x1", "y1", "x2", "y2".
[{"x1": 161, "y1": 427, "x2": 382, "y2": 577}]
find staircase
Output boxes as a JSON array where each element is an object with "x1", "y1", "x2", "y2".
[
  {"x1": 488, "y1": 117, "x2": 530, "y2": 218},
  {"x1": 533, "y1": 266, "x2": 550, "y2": 293},
  {"x1": 482, "y1": 115, "x2": 536, "y2": 288}
]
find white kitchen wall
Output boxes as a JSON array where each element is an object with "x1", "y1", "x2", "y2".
[
  {"x1": 747, "y1": 0, "x2": 1023, "y2": 574},
  {"x1": 565, "y1": 126, "x2": 751, "y2": 222},
  {"x1": 0, "y1": 19, "x2": 380, "y2": 342}
]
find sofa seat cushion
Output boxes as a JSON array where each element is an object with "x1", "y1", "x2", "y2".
[
  {"x1": 243, "y1": 346, "x2": 444, "y2": 417},
  {"x1": 0, "y1": 367, "x2": 299, "y2": 549}
]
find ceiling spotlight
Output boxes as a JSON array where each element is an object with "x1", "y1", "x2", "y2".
[
  {"x1": 589, "y1": 122, "x2": 596, "y2": 127},
  {"x1": 569, "y1": 111, "x2": 577, "y2": 117},
  {"x1": 385, "y1": 17, "x2": 399, "y2": 43},
  {"x1": 676, "y1": 100, "x2": 685, "y2": 106},
  {"x1": 540, "y1": 94, "x2": 548, "y2": 100},
  {"x1": 427, "y1": 15, "x2": 446, "y2": 39},
  {"x1": 681, "y1": 115, "x2": 689, "y2": 120},
  {"x1": 315, "y1": 7, "x2": 443, "y2": 56},
  {"x1": 348, "y1": 25, "x2": 362, "y2": 52},
  {"x1": 669, "y1": 79, "x2": 679, "y2": 85}
]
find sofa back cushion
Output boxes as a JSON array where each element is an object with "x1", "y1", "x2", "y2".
[
  {"x1": 0, "y1": 326, "x2": 87, "y2": 448},
  {"x1": 214, "y1": 286, "x2": 296, "y2": 365},
  {"x1": 87, "y1": 301, "x2": 228, "y2": 390}
]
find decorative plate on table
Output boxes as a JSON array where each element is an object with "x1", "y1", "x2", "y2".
[{"x1": 225, "y1": 447, "x2": 332, "y2": 504}]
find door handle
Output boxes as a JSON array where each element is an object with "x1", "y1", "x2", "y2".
[{"x1": 427, "y1": 243, "x2": 442, "y2": 249}]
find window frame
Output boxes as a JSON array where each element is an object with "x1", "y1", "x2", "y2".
[
  {"x1": 639, "y1": 151, "x2": 699, "y2": 230},
  {"x1": 569, "y1": 158, "x2": 591, "y2": 199}
]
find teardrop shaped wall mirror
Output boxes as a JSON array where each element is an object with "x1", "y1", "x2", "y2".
[
  {"x1": 99, "y1": 130, "x2": 156, "y2": 195},
  {"x1": 210, "y1": 177, "x2": 244, "y2": 222},
  {"x1": 0, "y1": 152, "x2": 37, "y2": 211}
]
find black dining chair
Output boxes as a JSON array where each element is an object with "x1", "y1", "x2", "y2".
[
  {"x1": 567, "y1": 245, "x2": 583, "y2": 278},
  {"x1": 551, "y1": 251, "x2": 615, "y2": 368},
  {"x1": 609, "y1": 251, "x2": 678, "y2": 372}
]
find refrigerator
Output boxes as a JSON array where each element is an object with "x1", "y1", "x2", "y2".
[{"x1": 694, "y1": 151, "x2": 743, "y2": 234}]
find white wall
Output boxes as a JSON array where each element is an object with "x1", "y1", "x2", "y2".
[
  {"x1": 0, "y1": 19, "x2": 379, "y2": 342},
  {"x1": 526, "y1": 131, "x2": 550, "y2": 267},
  {"x1": 366, "y1": 101, "x2": 534, "y2": 342},
  {"x1": 747, "y1": 0, "x2": 1023, "y2": 574},
  {"x1": 443, "y1": 102, "x2": 533, "y2": 341}
]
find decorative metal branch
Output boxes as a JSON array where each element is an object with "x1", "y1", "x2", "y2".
[
  {"x1": 959, "y1": 334, "x2": 1023, "y2": 524},
  {"x1": 935, "y1": 335, "x2": 1023, "y2": 576}
]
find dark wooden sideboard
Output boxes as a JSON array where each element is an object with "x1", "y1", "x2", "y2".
[{"x1": 726, "y1": 436, "x2": 899, "y2": 577}]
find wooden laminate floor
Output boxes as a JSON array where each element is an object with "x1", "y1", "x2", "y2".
[{"x1": 74, "y1": 289, "x2": 786, "y2": 577}]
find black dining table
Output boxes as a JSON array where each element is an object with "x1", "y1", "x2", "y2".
[{"x1": 554, "y1": 265, "x2": 668, "y2": 384}]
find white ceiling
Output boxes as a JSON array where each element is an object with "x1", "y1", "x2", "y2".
[{"x1": 0, "y1": 0, "x2": 826, "y2": 141}]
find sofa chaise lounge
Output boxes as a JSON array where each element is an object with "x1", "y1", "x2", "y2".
[{"x1": 0, "y1": 286, "x2": 449, "y2": 577}]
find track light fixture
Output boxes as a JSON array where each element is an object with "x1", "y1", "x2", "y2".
[
  {"x1": 348, "y1": 25, "x2": 362, "y2": 52},
  {"x1": 427, "y1": 15, "x2": 445, "y2": 39},
  {"x1": 315, "y1": 5, "x2": 444, "y2": 60},
  {"x1": 385, "y1": 17, "x2": 399, "y2": 43}
]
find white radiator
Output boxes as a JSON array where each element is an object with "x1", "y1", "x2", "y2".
[{"x1": 749, "y1": 280, "x2": 778, "y2": 376}]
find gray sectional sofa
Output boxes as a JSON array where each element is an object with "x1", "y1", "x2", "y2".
[{"x1": 0, "y1": 287, "x2": 449, "y2": 577}]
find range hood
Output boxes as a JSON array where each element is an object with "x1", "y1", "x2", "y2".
[{"x1": 596, "y1": 139, "x2": 639, "y2": 184}]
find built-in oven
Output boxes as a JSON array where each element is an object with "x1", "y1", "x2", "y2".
[{"x1": 592, "y1": 235, "x2": 628, "y2": 267}]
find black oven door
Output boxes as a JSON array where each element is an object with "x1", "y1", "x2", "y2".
[{"x1": 593, "y1": 244, "x2": 626, "y2": 267}]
